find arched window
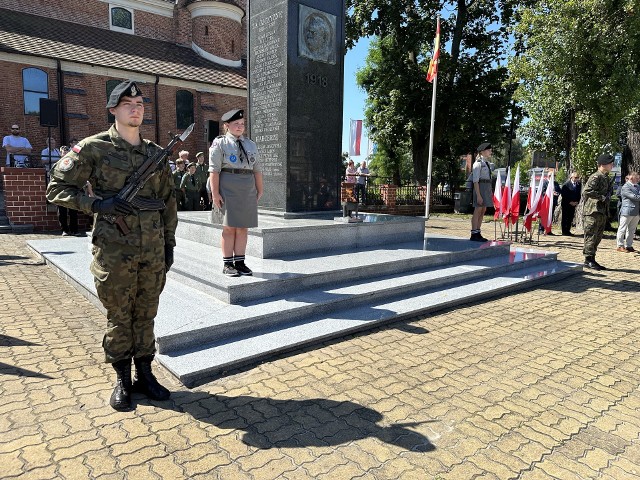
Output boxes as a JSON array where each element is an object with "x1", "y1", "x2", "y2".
[
  {"x1": 23, "y1": 68, "x2": 48, "y2": 115},
  {"x1": 106, "y1": 80, "x2": 121, "y2": 123},
  {"x1": 176, "y1": 90, "x2": 194, "y2": 130},
  {"x1": 110, "y1": 6, "x2": 133, "y2": 33}
]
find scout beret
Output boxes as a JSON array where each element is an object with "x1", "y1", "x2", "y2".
[
  {"x1": 196, "y1": 151, "x2": 204, "y2": 158},
  {"x1": 106, "y1": 80, "x2": 143, "y2": 108},
  {"x1": 477, "y1": 142, "x2": 492, "y2": 152},
  {"x1": 221, "y1": 109, "x2": 244, "y2": 123},
  {"x1": 597, "y1": 153, "x2": 614, "y2": 165},
  {"x1": 187, "y1": 162, "x2": 197, "y2": 168}
]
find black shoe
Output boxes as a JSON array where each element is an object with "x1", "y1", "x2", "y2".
[
  {"x1": 584, "y1": 259, "x2": 605, "y2": 271},
  {"x1": 132, "y1": 356, "x2": 170, "y2": 401},
  {"x1": 110, "y1": 358, "x2": 132, "y2": 411},
  {"x1": 223, "y1": 264, "x2": 240, "y2": 277},
  {"x1": 470, "y1": 233, "x2": 487, "y2": 242},
  {"x1": 562, "y1": 232, "x2": 573, "y2": 236},
  {"x1": 234, "y1": 263, "x2": 253, "y2": 276}
]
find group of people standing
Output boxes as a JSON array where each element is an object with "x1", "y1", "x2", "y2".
[
  {"x1": 344, "y1": 159, "x2": 370, "y2": 204},
  {"x1": 171, "y1": 150, "x2": 210, "y2": 211}
]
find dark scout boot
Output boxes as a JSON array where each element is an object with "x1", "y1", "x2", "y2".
[
  {"x1": 110, "y1": 358, "x2": 132, "y2": 411},
  {"x1": 132, "y1": 356, "x2": 171, "y2": 401}
]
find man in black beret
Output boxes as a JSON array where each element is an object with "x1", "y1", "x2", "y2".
[
  {"x1": 581, "y1": 153, "x2": 615, "y2": 270},
  {"x1": 47, "y1": 79, "x2": 177, "y2": 410}
]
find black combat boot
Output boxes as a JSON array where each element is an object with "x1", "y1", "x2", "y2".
[
  {"x1": 132, "y1": 356, "x2": 171, "y2": 401},
  {"x1": 110, "y1": 358, "x2": 133, "y2": 411}
]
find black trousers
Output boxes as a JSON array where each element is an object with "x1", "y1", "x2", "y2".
[
  {"x1": 561, "y1": 204, "x2": 576, "y2": 234},
  {"x1": 58, "y1": 206, "x2": 78, "y2": 234}
]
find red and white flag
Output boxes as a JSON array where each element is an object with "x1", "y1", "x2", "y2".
[
  {"x1": 524, "y1": 174, "x2": 545, "y2": 232},
  {"x1": 493, "y1": 169, "x2": 502, "y2": 220},
  {"x1": 538, "y1": 172, "x2": 555, "y2": 234},
  {"x1": 426, "y1": 18, "x2": 441, "y2": 83},
  {"x1": 501, "y1": 167, "x2": 512, "y2": 225},
  {"x1": 349, "y1": 120, "x2": 362, "y2": 156},
  {"x1": 510, "y1": 165, "x2": 520, "y2": 225},
  {"x1": 526, "y1": 173, "x2": 536, "y2": 210}
]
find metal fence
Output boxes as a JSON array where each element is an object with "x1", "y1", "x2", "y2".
[{"x1": 343, "y1": 176, "x2": 454, "y2": 206}]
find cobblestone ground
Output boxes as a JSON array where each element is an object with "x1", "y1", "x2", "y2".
[{"x1": 1, "y1": 216, "x2": 640, "y2": 480}]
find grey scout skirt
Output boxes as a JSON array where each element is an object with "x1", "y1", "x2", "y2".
[
  {"x1": 219, "y1": 171, "x2": 258, "y2": 228},
  {"x1": 472, "y1": 181, "x2": 494, "y2": 208}
]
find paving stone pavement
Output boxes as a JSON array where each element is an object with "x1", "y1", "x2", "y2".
[{"x1": 1, "y1": 216, "x2": 640, "y2": 480}]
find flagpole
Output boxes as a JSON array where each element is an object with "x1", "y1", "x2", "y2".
[{"x1": 425, "y1": 16, "x2": 440, "y2": 219}]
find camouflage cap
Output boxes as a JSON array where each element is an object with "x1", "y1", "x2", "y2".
[{"x1": 106, "y1": 80, "x2": 143, "y2": 108}]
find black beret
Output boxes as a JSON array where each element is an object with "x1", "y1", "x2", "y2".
[
  {"x1": 106, "y1": 80, "x2": 143, "y2": 108},
  {"x1": 477, "y1": 142, "x2": 492, "y2": 152},
  {"x1": 221, "y1": 109, "x2": 244, "y2": 123},
  {"x1": 597, "y1": 153, "x2": 614, "y2": 165}
]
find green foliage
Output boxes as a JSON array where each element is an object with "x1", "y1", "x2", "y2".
[
  {"x1": 510, "y1": 0, "x2": 640, "y2": 168},
  {"x1": 347, "y1": 0, "x2": 519, "y2": 186}
]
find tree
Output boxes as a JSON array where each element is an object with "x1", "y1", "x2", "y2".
[
  {"x1": 510, "y1": 0, "x2": 640, "y2": 179},
  {"x1": 347, "y1": 0, "x2": 518, "y2": 187}
]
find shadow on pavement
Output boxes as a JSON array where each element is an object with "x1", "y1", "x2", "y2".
[
  {"x1": 0, "y1": 334, "x2": 40, "y2": 347},
  {"x1": 0, "y1": 361, "x2": 53, "y2": 379},
  {"x1": 141, "y1": 392, "x2": 436, "y2": 452}
]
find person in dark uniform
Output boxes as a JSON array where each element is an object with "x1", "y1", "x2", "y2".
[
  {"x1": 561, "y1": 172, "x2": 581, "y2": 235},
  {"x1": 180, "y1": 162, "x2": 202, "y2": 211},
  {"x1": 209, "y1": 109, "x2": 263, "y2": 277},
  {"x1": 172, "y1": 159, "x2": 186, "y2": 210},
  {"x1": 470, "y1": 142, "x2": 493, "y2": 241},
  {"x1": 195, "y1": 151, "x2": 210, "y2": 210},
  {"x1": 46, "y1": 80, "x2": 177, "y2": 411},
  {"x1": 582, "y1": 153, "x2": 615, "y2": 270}
]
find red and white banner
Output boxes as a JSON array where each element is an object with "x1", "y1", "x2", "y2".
[
  {"x1": 493, "y1": 169, "x2": 502, "y2": 220},
  {"x1": 510, "y1": 165, "x2": 520, "y2": 225},
  {"x1": 501, "y1": 167, "x2": 512, "y2": 225},
  {"x1": 524, "y1": 174, "x2": 545, "y2": 232},
  {"x1": 538, "y1": 172, "x2": 555, "y2": 233},
  {"x1": 349, "y1": 120, "x2": 363, "y2": 156}
]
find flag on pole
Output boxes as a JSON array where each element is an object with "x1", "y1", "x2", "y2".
[
  {"x1": 493, "y1": 170, "x2": 502, "y2": 220},
  {"x1": 538, "y1": 172, "x2": 555, "y2": 233},
  {"x1": 526, "y1": 173, "x2": 536, "y2": 210},
  {"x1": 510, "y1": 165, "x2": 520, "y2": 225},
  {"x1": 501, "y1": 168, "x2": 512, "y2": 226},
  {"x1": 426, "y1": 18, "x2": 441, "y2": 83},
  {"x1": 349, "y1": 120, "x2": 362, "y2": 156},
  {"x1": 523, "y1": 175, "x2": 545, "y2": 232}
]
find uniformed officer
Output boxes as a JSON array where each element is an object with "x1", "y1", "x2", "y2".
[
  {"x1": 195, "y1": 151, "x2": 210, "y2": 210},
  {"x1": 180, "y1": 162, "x2": 202, "y2": 211},
  {"x1": 46, "y1": 80, "x2": 177, "y2": 411},
  {"x1": 172, "y1": 158, "x2": 186, "y2": 210},
  {"x1": 470, "y1": 142, "x2": 494, "y2": 241},
  {"x1": 582, "y1": 153, "x2": 615, "y2": 270},
  {"x1": 209, "y1": 109, "x2": 263, "y2": 277}
]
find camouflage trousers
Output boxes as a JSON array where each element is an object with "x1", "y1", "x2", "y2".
[
  {"x1": 583, "y1": 212, "x2": 606, "y2": 258},
  {"x1": 90, "y1": 241, "x2": 166, "y2": 363}
]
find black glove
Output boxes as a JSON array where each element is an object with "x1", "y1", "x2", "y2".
[
  {"x1": 164, "y1": 245, "x2": 174, "y2": 273},
  {"x1": 91, "y1": 197, "x2": 134, "y2": 215}
]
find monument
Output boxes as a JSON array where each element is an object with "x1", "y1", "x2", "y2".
[{"x1": 248, "y1": 0, "x2": 346, "y2": 213}]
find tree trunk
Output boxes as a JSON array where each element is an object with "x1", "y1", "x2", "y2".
[
  {"x1": 623, "y1": 128, "x2": 640, "y2": 177},
  {"x1": 411, "y1": 131, "x2": 429, "y2": 184}
]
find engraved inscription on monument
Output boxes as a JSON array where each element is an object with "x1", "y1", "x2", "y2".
[
  {"x1": 298, "y1": 5, "x2": 337, "y2": 65},
  {"x1": 251, "y1": 9, "x2": 286, "y2": 179}
]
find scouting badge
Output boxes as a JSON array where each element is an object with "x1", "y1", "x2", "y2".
[
  {"x1": 58, "y1": 156, "x2": 75, "y2": 172},
  {"x1": 249, "y1": 155, "x2": 256, "y2": 165},
  {"x1": 229, "y1": 155, "x2": 237, "y2": 163}
]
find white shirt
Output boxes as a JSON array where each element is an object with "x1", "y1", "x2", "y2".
[
  {"x1": 3, "y1": 134, "x2": 32, "y2": 166},
  {"x1": 41, "y1": 148, "x2": 61, "y2": 169}
]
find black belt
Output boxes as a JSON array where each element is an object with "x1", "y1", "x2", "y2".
[
  {"x1": 478, "y1": 179, "x2": 491, "y2": 184},
  {"x1": 221, "y1": 168, "x2": 253, "y2": 175}
]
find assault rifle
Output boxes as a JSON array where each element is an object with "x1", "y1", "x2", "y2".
[{"x1": 103, "y1": 123, "x2": 195, "y2": 235}]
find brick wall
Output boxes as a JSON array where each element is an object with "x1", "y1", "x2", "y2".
[
  {"x1": 193, "y1": 16, "x2": 242, "y2": 62},
  {"x1": 1, "y1": 167, "x2": 92, "y2": 231}
]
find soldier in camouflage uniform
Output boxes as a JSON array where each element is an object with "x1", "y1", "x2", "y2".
[
  {"x1": 195, "y1": 151, "x2": 210, "y2": 210},
  {"x1": 582, "y1": 153, "x2": 615, "y2": 270},
  {"x1": 46, "y1": 80, "x2": 178, "y2": 411},
  {"x1": 180, "y1": 162, "x2": 202, "y2": 211}
]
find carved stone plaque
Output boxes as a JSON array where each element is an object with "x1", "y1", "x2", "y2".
[{"x1": 298, "y1": 5, "x2": 336, "y2": 65}]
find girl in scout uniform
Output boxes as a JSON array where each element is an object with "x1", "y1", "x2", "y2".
[
  {"x1": 470, "y1": 142, "x2": 494, "y2": 242},
  {"x1": 209, "y1": 109, "x2": 264, "y2": 277}
]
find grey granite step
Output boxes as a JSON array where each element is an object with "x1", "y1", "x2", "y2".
[
  {"x1": 157, "y1": 259, "x2": 581, "y2": 386},
  {"x1": 168, "y1": 235, "x2": 513, "y2": 304},
  {"x1": 155, "y1": 249, "x2": 557, "y2": 353}
]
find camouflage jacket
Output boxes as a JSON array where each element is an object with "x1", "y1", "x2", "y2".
[
  {"x1": 195, "y1": 163, "x2": 209, "y2": 185},
  {"x1": 582, "y1": 169, "x2": 612, "y2": 216},
  {"x1": 180, "y1": 172, "x2": 202, "y2": 193},
  {"x1": 46, "y1": 125, "x2": 178, "y2": 247}
]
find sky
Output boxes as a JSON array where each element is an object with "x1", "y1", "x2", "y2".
[{"x1": 341, "y1": 38, "x2": 371, "y2": 157}]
